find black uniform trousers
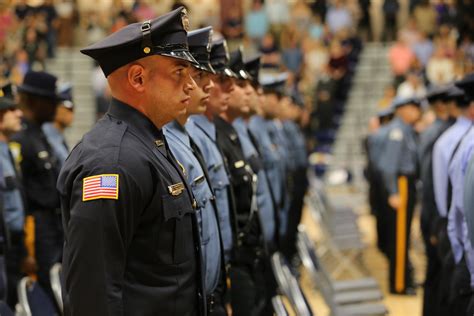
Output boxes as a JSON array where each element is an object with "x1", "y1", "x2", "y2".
[
  {"x1": 436, "y1": 221, "x2": 455, "y2": 316},
  {"x1": 6, "y1": 231, "x2": 25, "y2": 309},
  {"x1": 420, "y1": 222, "x2": 441, "y2": 316},
  {"x1": 230, "y1": 256, "x2": 266, "y2": 316},
  {"x1": 283, "y1": 167, "x2": 308, "y2": 261},
  {"x1": 386, "y1": 175, "x2": 415, "y2": 294},
  {"x1": 33, "y1": 210, "x2": 63, "y2": 300},
  {"x1": 372, "y1": 170, "x2": 389, "y2": 257},
  {"x1": 449, "y1": 256, "x2": 472, "y2": 316}
]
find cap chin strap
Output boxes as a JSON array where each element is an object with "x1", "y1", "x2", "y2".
[{"x1": 141, "y1": 20, "x2": 153, "y2": 55}]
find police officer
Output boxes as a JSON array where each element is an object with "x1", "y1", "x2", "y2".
[
  {"x1": 261, "y1": 75, "x2": 292, "y2": 245},
  {"x1": 0, "y1": 83, "x2": 32, "y2": 308},
  {"x1": 57, "y1": 7, "x2": 205, "y2": 315},
  {"x1": 186, "y1": 37, "x2": 236, "y2": 273},
  {"x1": 247, "y1": 73, "x2": 284, "y2": 251},
  {"x1": 440, "y1": 74, "x2": 474, "y2": 315},
  {"x1": 163, "y1": 26, "x2": 227, "y2": 316},
  {"x1": 229, "y1": 48, "x2": 277, "y2": 252},
  {"x1": 11, "y1": 71, "x2": 63, "y2": 300},
  {"x1": 378, "y1": 97, "x2": 422, "y2": 295},
  {"x1": 42, "y1": 82, "x2": 74, "y2": 168},
  {"x1": 280, "y1": 99, "x2": 308, "y2": 262},
  {"x1": 367, "y1": 107, "x2": 394, "y2": 257},
  {"x1": 228, "y1": 50, "x2": 279, "y2": 316},
  {"x1": 214, "y1": 50, "x2": 267, "y2": 316},
  {"x1": 418, "y1": 85, "x2": 452, "y2": 316},
  {"x1": 432, "y1": 82, "x2": 473, "y2": 314}
]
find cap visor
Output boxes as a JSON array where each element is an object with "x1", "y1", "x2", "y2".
[{"x1": 160, "y1": 51, "x2": 199, "y2": 66}]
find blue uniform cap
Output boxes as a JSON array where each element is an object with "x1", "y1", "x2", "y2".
[
  {"x1": 455, "y1": 73, "x2": 474, "y2": 101},
  {"x1": 187, "y1": 26, "x2": 215, "y2": 74},
  {"x1": 81, "y1": 7, "x2": 198, "y2": 77},
  {"x1": 260, "y1": 72, "x2": 288, "y2": 95},
  {"x1": 426, "y1": 85, "x2": 450, "y2": 103},
  {"x1": 209, "y1": 38, "x2": 237, "y2": 78},
  {"x1": 377, "y1": 107, "x2": 394, "y2": 119},
  {"x1": 390, "y1": 96, "x2": 422, "y2": 110},
  {"x1": 58, "y1": 82, "x2": 74, "y2": 109},
  {"x1": 229, "y1": 47, "x2": 251, "y2": 81},
  {"x1": 244, "y1": 55, "x2": 261, "y2": 86}
]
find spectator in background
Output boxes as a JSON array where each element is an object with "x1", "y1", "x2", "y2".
[
  {"x1": 244, "y1": 0, "x2": 269, "y2": 46},
  {"x1": 434, "y1": 24, "x2": 456, "y2": 58},
  {"x1": 326, "y1": 0, "x2": 353, "y2": 34},
  {"x1": 222, "y1": 4, "x2": 244, "y2": 46},
  {"x1": 328, "y1": 40, "x2": 348, "y2": 80},
  {"x1": 308, "y1": 14, "x2": 325, "y2": 40},
  {"x1": 265, "y1": 0, "x2": 290, "y2": 32},
  {"x1": 56, "y1": 0, "x2": 77, "y2": 47},
  {"x1": 259, "y1": 32, "x2": 280, "y2": 68},
  {"x1": 426, "y1": 46, "x2": 455, "y2": 85},
  {"x1": 37, "y1": 0, "x2": 58, "y2": 58},
  {"x1": 412, "y1": 31, "x2": 434, "y2": 67},
  {"x1": 413, "y1": 0, "x2": 437, "y2": 37},
  {"x1": 396, "y1": 71, "x2": 427, "y2": 98},
  {"x1": 358, "y1": 0, "x2": 372, "y2": 41},
  {"x1": 388, "y1": 33, "x2": 415, "y2": 86},
  {"x1": 281, "y1": 25, "x2": 303, "y2": 74},
  {"x1": 23, "y1": 27, "x2": 46, "y2": 70},
  {"x1": 132, "y1": 0, "x2": 155, "y2": 22},
  {"x1": 399, "y1": 18, "x2": 421, "y2": 47},
  {"x1": 302, "y1": 38, "x2": 329, "y2": 84},
  {"x1": 14, "y1": 0, "x2": 33, "y2": 21},
  {"x1": 291, "y1": 0, "x2": 312, "y2": 33},
  {"x1": 0, "y1": 3, "x2": 14, "y2": 48},
  {"x1": 312, "y1": 66, "x2": 336, "y2": 131},
  {"x1": 382, "y1": 0, "x2": 399, "y2": 42}
]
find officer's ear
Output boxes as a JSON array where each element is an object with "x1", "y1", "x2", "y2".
[{"x1": 127, "y1": 64, "x2": 146, "y2": 93}]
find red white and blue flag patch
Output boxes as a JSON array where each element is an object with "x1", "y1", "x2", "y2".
[{"x1": 82, "y1": 174, "x2": 119, "y2": 201}]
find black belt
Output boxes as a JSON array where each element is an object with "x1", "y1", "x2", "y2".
[{"x1": 206, "y1": 292, "x2": 216, "y2": 314}]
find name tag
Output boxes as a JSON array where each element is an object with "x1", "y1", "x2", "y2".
[
  {"x1": 234, "y1": 160, "x2": 245, "y2": 169},
  {"x1": 168, "y1": 182, "x2": 185, "y2": 196},
  {"x1": 193, "y1": 175, "x2": 205, "y2": 184}
]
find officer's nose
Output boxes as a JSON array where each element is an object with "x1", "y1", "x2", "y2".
[
  {"x1": 184, "y1": 74, "x2": 195, "y2": 95},
  {"x1": 205, "y1": 79, "x2": 215, "y2": 93}
]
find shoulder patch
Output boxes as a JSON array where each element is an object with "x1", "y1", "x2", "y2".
[
  {"x1": 83, "y1": 174, "x2": 119, "y2": 201},
  {"x1": 389, "y1": 128, "x2": 403, "y2": 141}
]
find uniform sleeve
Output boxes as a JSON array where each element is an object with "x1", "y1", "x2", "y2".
[
  {"x1": 380, "y1": 128, "x2": 404, "y2": 195},
  {"x1": 60, "y1": 166, "x2": 145, "y2": 316},
  {"x1": 433, "y1": 140, "x2": 449, "y2": 217},
  {"x1": 463, "y1": 150, "x2": 474, "y2": 247}
]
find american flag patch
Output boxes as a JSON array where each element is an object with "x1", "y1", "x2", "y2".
[{"x1": 82, "y1": 174, "x2": 119, "y2": 201}]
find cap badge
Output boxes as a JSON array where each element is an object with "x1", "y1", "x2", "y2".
[{"x1": 181, "y1": 8, "x2": 190, "y2": 32}]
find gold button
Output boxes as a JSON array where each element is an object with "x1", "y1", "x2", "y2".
[
  {"x1": 192, "y1": 199, "x2": 197, "y2": 209},
  {"x1": 143, "y1": 47, "x2": 151, "y2": 54}
]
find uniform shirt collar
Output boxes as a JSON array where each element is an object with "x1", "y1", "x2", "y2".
[
  {"x1": 189, "y1": 114, "x2": 216, "y2": 140},
  {"x1": 456, "y1": 115, "x2": 472, "y2": 127},
  {"x1": 164, "y1": 120, "x2": 191, "y2": 148},
  {"x1": 108, "y1": 98, "x2": 164, "y2": 142}
]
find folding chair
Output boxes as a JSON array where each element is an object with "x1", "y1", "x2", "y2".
[
  {"x1": 272, "y1": 296, "x2": 289, "y2": 316},
  {"x1": 297, "y1": 227, "x2": 388, "y2": 316},
  {"x1": 50, "y1": 263, "x2": 63, "y2": 314},
  {"x1": 306, "y1": 172, "x2": 367, "y2": 278},
  {"x1": 271, "y1": 252, "x2": 313, "y2": 316},
  {"x1": 16, "y1": 277, "x2": 57, "y2": 316}
]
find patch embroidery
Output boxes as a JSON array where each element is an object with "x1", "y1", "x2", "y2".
[
  {"x1": 389, "y1": 128, "x2": 403, "y2": 141},
  {"x1": 83, "y1": 174, "x2": 119, "y2": 201}
]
